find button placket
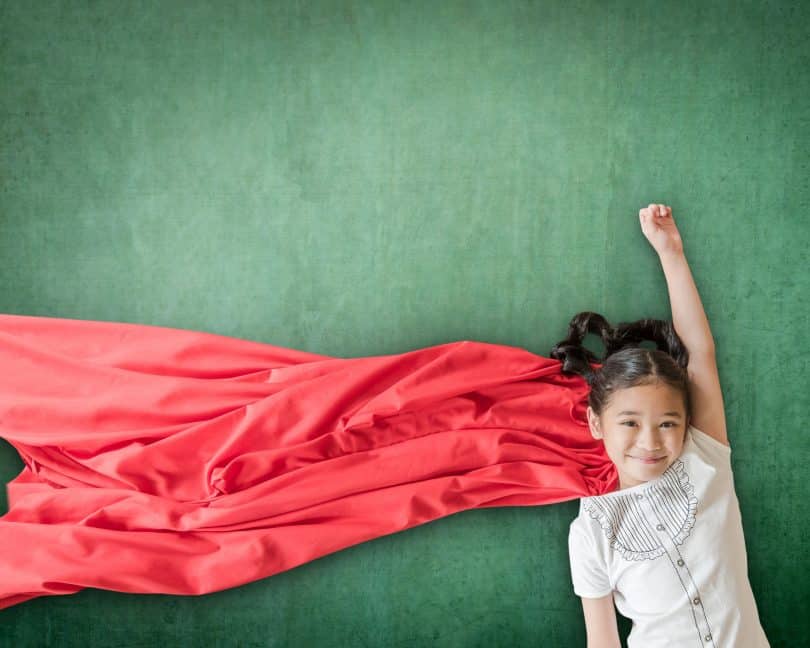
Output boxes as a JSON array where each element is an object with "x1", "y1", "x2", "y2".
[{"x1": 635, "y1": 489, "x2": 716, "y2": 647}]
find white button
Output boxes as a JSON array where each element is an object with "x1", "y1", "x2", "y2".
[
  {"x1": 635, "y1": 493, "x2": 643, "y2": 499},
  {"x1": 677, "y1": 559, "x2": 684, "y2": 566},
  {"x1": 693, "y1": 597, "x2": 700, "y2": 605},
  {"x1": 705, "y1": 634, "x2": 712, "y2": 641},
  {"x1": 656, "y1": 523, "x2": 665, "y2": 530}
]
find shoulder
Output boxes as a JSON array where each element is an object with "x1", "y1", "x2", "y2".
[
  {"x1": 569, "y1": 501, "x2": 606, "y2": 548},
  {"x1": 570, "y1": 498, "x2": 599, "y2": 527},
  {"x1": 568, "y1": 511, "x2": 605, "y2": 567},
  {"x1": 569, "y1": 504, "x2": 592, "y2": 540},
  {"x1": 569, "y1": 504, "x2": 586, "y2": 534},
  {"x1": 687, "y1": 424, "x2": 733, "y2": 462}
]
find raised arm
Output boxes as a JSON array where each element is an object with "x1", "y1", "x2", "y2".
[
  {"x1": 659, "y1": 251, "x2": 716, "y2": 355},
  {"x1": 640, "y1": 204, "x2": 729, "y2": 447}
]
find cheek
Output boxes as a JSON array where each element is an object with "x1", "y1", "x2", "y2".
[{"x1": 606, "y1": 442, "x2": 630, "y2": 459}]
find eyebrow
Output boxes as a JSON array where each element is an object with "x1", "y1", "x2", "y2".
[{"x1": 616, "y1": 410, "x2": 682, "y2": 417}]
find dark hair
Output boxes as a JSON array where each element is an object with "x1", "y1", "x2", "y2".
[{"x1": 549, "y1": 311, "x2": 692, "y2": 423}]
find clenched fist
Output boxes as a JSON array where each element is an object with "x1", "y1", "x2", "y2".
[{"x1": 639, "y1": 203, "x2": 684, "y2": 258}]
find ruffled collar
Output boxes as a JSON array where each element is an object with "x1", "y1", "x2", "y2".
[{"x1": 581, "y1": 458, "x2": 698, "y2": 561}]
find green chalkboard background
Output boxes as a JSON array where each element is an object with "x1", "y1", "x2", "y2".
[{"x1": 1, "y1": 1, "x2": 807, "y2": 646}]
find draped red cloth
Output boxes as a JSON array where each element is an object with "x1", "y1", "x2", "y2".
[{"x1": 0, "y1": 314, "x2": 617, "y2": 610}]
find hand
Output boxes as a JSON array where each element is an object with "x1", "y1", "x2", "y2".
[{"x1": 639, "y1": 203, "x2": 684, "y2": 258}]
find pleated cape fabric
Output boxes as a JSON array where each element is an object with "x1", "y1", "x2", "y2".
[{"x1": 0, "y1": 314, "x2": 617, "y2": 610}]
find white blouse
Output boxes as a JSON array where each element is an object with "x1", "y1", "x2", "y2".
[{"x1": 568, "y1": 424, "x2": 770, "y2": 648}]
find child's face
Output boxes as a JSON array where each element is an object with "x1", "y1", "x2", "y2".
[{"x1": 586, "y1": 382, "x2": 688, "y2": 491}]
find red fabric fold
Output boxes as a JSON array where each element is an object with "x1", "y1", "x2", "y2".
[{"x1": 0, "y1": 313, "x2": 617, "y2": 610}]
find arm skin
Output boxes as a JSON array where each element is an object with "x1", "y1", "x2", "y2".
[
  {"x1": 658, "y1": 250, "x2": 716, "y2": 355},
  {"x1": 659, "y1": 249, "x2": 729, "y2": 446},
  {"x1": 580, "y1": 593, "x2": 622, "y2": 648}
]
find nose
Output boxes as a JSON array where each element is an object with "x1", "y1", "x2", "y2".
[{"x1": 636, "y1": 427, "x2": 664, "y2": 451}]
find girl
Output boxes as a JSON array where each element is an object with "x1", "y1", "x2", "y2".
[{"x1": 562, "y1": 204, "x2": 771, "y2": 647}]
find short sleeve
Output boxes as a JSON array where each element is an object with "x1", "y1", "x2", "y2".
[
  {"x1": 568, "y1": 519, "x2": 612, "y2": 598},
  {"x1": 689, "y1": 424, "x2": 732, "y2": 469}
]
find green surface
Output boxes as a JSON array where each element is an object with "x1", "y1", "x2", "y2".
[{"x1": 1, "y1": 0, "x2": 807, "y2": 646}]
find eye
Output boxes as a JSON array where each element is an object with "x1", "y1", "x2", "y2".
[{"x1": 620, "y1": 421, "x2": 677, "y2": 427}]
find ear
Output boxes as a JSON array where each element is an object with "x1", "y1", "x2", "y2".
[{"x1": 586, "y1": 406, "x2": 603, "y2": 440}]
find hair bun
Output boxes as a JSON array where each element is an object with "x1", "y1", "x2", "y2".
[
  {"x1": 549, "y1": 311, "x2": 614, "y2": 382},
  {"x1": 610, "y1": 317, "x2": 690, "y2": 369}
]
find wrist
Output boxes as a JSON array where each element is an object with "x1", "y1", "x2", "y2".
[{"x1": 658, "y1": 248, "x2": 686, "y2": 265}]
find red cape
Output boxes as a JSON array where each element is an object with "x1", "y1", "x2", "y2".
[{"x1": 0, "y1": 314, "x2": 617, "y2": 610}]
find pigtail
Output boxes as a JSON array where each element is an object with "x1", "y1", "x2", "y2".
[
  {"x1": 549, "y1": 311, "x2": 615, "y2": 384},
  {"x1": 609, "y1": 318, "x2": 690, "y2": 369}
]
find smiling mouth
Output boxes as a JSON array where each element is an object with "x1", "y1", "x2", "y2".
[{"x1": 633, "y1": 456, "x2": 665, "y2": 463}]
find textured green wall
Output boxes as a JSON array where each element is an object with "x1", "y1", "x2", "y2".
[{"x1": 1, "y1": 0, "x2": 807, "y2": 646}]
